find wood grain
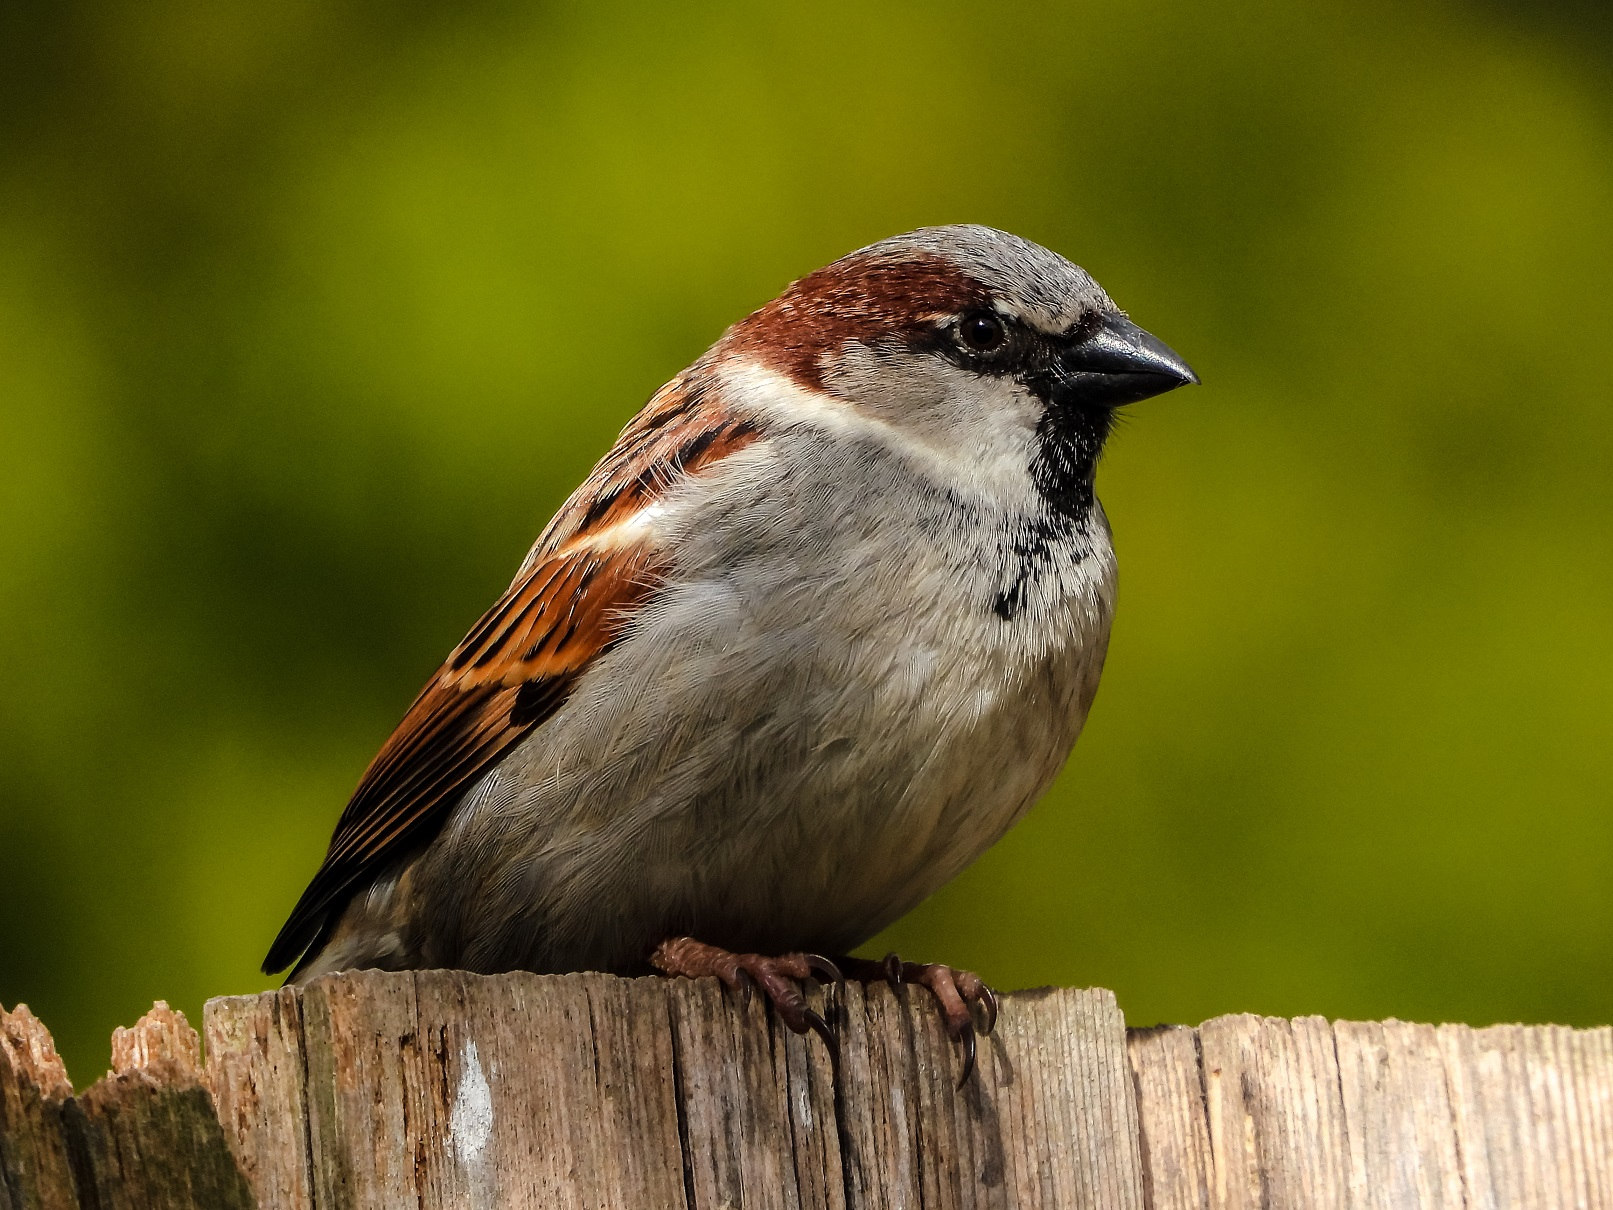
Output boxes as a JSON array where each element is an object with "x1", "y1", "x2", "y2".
[
  {"x1": 2, "y1": 1002, "x2": 251, "y2": 1210},
  {"x1": 0, "y1": 1004, "x2": 76, "y2": 1210},
  {"x1": 204, "y1": 971, "x2": 1142, "y2": 1209},
  {"x1": 5, "y1": 976, "x2": 1613, "y2": 1208},
  {"x1": 1128, "y1": 1012, "x2": 1613, "y2": 1209}
]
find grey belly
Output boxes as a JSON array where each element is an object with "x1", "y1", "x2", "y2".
[{"x1": 401, "y1": 610, "x2": 1102, "y2": 975}]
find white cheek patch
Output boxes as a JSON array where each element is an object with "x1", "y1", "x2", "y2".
[
  {"x1": 719, "y1": 356, "x2": 886, "y2": 439},
  {"x1": 718, "y1": 354, "x2": 1043, "y2": 513}
]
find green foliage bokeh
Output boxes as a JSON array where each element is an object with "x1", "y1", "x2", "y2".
[{"x1": 3, "y1": 1, "x2": 1610, "y2": 1084}]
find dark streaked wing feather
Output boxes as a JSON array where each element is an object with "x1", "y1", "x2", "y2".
[
  {"x1": 263, "y1": 541, "x2": 660, "y2": 975},
  {"x1": 263, "y1": 375, "x2": 763, "y2": 976}
]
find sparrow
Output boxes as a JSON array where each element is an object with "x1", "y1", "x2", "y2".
[{"x1": 264, "y1": 225, "x2": 1196, "y2": 1080}]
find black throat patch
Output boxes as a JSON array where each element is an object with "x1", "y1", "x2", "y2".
[
  {"x1": 907, "y1": 312, "x2": 1117, "y2": 621},
  {"x1": 983, "y1": 392, "x2": 1114, "y2": 621},
  {"x1": 1030, "y1": 402, "x2": 1114, "y2": 524}
]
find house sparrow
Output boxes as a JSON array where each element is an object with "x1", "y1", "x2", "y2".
[{"x1": 264, "y1": 225, "x2": 1196, "y2": 1080}]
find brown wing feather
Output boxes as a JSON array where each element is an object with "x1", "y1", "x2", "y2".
[{"x1": 264, "y1": 375, "x2": 762, "y2": 975}]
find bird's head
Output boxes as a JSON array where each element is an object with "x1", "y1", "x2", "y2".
[{"x1": 722, "y1": 224, "x2": 1197, "y2": 517}]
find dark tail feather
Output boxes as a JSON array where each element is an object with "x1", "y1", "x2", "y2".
[{"x1": 262, "y1": 888, "x2": 338, "y2": 978}]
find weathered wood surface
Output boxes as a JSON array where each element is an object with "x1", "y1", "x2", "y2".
[
  {"x1": 4, "y1": 974, "x2": 1611, "y2": 1208},
  {"x1": 1, "y1": 1000, "x2": 251, "y2": 1210},
  {"x1": 1130, "y1": 1014, "x2": 1613, "y2": 1209},
  {"x1": 201, "y1": 973, "x2": 1141, "y2": 1209}
]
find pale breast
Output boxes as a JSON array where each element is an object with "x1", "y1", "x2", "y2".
[
  {"x1": 577, "y1": 432, "x2": 1116, "y2": 953},
  {"x1": 402, "y1": 430, "x2": 1117, "y2": 969}
]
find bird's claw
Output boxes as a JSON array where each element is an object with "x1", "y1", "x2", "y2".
[
  {"x1": 806, "y1": 952, "x2": 845, "y2": 988},
  {"x1": 843, "y1": 953, "x2": 998, "y2": 1084},
  {"x1": 650, "y1": 937, "x2": 840, "y2": 1057},
  {"x1": 956, "y1": 1023, "x2": 977, "y2": 1088},
  {"x1": 954, "y1": 967, "x2": 999, "y2": 1037},
  {"x1": 650, "y1": 939, "x2": 993, "y2": 1085},
  {"x1": 802, "y1": 1006, "x2": 838, "y2": 1061}
]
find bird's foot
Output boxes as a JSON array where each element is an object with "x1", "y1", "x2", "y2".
[
  {"x1": 840, "y1": 953, "x2": 999, "y2": 1086},
  {"x1": 649, "y1": 936, "x2": 842, "y2": 1057}
]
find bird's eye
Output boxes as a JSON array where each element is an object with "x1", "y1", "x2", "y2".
[{"x1": 957, "y1": 312, "x2": 1006, "y2": 353}]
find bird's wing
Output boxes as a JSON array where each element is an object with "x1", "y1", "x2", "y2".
[{"x1": 263, "y1": 376, "x2": 761, "y2": 974}]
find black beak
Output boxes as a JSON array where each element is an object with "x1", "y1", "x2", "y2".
[{"x1": 1053, "y1": 313, "x2": 1199, "y2": 408}]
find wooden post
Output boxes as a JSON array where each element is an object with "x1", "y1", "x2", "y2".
[{"x1": 3, "y1": 971, "x2": 1611, "y2": 1208}]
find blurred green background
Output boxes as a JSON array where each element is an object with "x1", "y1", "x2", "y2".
[{"x1": 3, "y1": 0, "x2": 1611, "y2": 1086}]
